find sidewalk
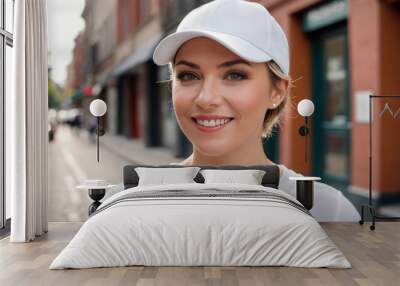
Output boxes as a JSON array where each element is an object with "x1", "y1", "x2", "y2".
[
  {"x1": 97, "y1": 131, "x2": 186, "y2": 165},
  {"x1": 98, "y1": 132, "x2": 400, "y2": 218}
]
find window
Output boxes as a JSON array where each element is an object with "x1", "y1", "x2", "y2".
[{"x1": 1, "y1": 0, "x2": 14, "y2": 233}]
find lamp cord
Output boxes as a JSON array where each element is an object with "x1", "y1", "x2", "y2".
[
  {"x1": 97, "y1": 117, "x2": 100, "y2": 163},
  {"x1": 305, "y1": 117, "x2": 308, "y2": 163}
]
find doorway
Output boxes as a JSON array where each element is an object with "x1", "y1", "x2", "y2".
[{"x1": 311, "y1": 23, "x2": 351, "y2": 191}]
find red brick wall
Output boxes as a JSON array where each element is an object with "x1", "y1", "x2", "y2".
[
  {"x1": 133, "y1": 0, "x2": 140, "y2": 28},
  {"x1": 72, "y1": 33, "x2": 85, "y2": 89},
  {"x1": 116, "y1": 0, "x2": 141, "y2": 43},
  {"x1": 264, "y1": 0, "x2": 400, "y2": 193},
  {"x1": 378, "y1": 2, "x2": 400, "y2": 193},
  {"x1": 349, "y1": 0, "x2": 400, "y2": 194},
  {"x1": 349, "y1": 0, "x2": 380, "y2": 191}
]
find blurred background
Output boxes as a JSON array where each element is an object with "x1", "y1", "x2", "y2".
[{"x1": 42, "y1": 0, "x2": 400, "y2": 221}]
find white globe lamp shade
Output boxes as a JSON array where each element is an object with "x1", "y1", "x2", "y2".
[
  {"x1": 90, "y1": 99, "x2": 107, "y2": 117},
  {"x1": 297, "y1": 99, "x2": 315, "y2": 117}
]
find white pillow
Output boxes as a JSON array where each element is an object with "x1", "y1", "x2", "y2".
[
  {"x1": 135, "y1": 167, "x2": 201, "y2": 186},
  {"x1": 200, "y1": 169, "x2": 266, "y2": 185}
]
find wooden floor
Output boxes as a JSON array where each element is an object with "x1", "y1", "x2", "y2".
[{"x1": 0, "y1": 222, "x2": 399, "y2": 286}]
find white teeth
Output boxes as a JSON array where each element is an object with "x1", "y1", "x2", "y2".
[{"x1": 196, "y1": 118, "x2": 231, "y2": 127}]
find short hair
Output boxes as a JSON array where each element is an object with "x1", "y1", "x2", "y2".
[{"x1": 262, "y1": 61, "x2": 292, "y2": 139}]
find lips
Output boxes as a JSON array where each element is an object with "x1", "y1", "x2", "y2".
[
  {"x1": 191, "y1": 116, "x2": 234, "y2": 133},
  {"x1": 192, "y1": 114, "x2": 234, "y2": 121}
]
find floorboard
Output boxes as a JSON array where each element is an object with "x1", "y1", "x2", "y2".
[{"x1": 0, "y1": 222, "x2": 398, "y2": 286}]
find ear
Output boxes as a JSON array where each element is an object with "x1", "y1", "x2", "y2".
[{"x1": 268, "y1": 79, "x2": 289, "y2": 109}]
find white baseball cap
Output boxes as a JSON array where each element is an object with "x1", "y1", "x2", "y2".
[{"x1": 152, "y1": 0, "x2": 290, "y2": 75}]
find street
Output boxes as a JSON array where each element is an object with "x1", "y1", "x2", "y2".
[
  {"x1": 48, "y1": 125, "x2": 400, "y2": 223},
  {"x1": 48, "y1": 126, "x2": 131, "y2": 222}
]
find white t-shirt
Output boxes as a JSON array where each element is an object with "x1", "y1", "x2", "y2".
[
  {"x1": 169, "y1": 162, "x2": 360, "y2": 222},
  {"x1": 277, "y1": 164, "x2": 360, "y2": 222}
]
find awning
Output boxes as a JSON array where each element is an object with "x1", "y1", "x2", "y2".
[{"x1": 111, "y1": 34, "x2": 162, "y2": 77}]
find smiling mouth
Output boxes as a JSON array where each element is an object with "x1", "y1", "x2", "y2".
[{"x1": 191, "y1": 117, "x2": 234, "y2": 131}]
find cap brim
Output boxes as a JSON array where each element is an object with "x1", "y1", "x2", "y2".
[{"x1": 153, "y1": 30, "x2": 272, "y2": 65}]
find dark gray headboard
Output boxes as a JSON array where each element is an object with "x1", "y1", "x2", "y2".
[{"x1": 123, "y1": 164, "x2": 280, "y2": 190}]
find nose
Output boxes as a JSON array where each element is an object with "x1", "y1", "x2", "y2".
[{"x1": 195, "y1": 76, "x2": 223, "y2": 110}]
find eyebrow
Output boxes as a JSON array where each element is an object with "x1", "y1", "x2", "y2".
[{"x1": 175, "y1": 59, "x2": 252, "y2": 69}]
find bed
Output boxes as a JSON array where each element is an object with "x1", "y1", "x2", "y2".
[{"x1": 49, "y1": 165, "x2": 351, "y2": 269}]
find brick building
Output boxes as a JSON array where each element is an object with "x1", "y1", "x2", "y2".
[
  {"x1": 261, "y1": 0, "x2": 400, "y2": 207},
  {"x1": 66, "y1": 0, "x2": 400, "y2": 211}
]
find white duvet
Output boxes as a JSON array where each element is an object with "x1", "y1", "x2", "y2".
[{"x1": 50, "y1": 183, "x2": 351, "y2": 269}]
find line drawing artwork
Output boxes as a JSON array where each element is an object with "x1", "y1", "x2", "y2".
[{"x1": 379, "y1": 103, "x2": 400, "y2": 119}]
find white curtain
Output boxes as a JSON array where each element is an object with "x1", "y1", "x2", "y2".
[{"x1": 7, "y1": 0, "x2": 48, "y2": 242}]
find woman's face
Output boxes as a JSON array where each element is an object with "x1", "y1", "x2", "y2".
[{"x1": 171, "y1": 37, "x2": 280, "y2": 157}]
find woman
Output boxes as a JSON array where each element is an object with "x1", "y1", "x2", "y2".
[{"x1": 153, "y1": 0, "x2": 359, "y2": 221}]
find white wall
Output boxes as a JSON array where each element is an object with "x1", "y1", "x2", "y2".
[{"x1": 5, "y1": 44, "x2": 13, "y2": 220}]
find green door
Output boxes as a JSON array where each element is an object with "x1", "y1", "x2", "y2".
[{"x1": 311, "y1": 24, "x2": 351, "y2": 191}]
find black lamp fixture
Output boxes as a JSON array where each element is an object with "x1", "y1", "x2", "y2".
[
  {"x1": 289, "y1": 99, "x2": 320, "y2": 211},
  {"x1": 297, "y1": 99, "x2": 315, "y2": 163},
  {"x1": 89, "y1": 99, "x2": 107, "y2": 162}
]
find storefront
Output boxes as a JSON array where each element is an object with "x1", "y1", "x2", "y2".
[
  {"x1": 304, "y1": 0, "x2": 351, "y2": 190},
  {"x1": 268, "y1": 0, "x2": 400, "y2": 207}
]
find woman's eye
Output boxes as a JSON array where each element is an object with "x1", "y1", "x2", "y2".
[
  {"x1": 226, "y1": 72, "x2": 247, "y2": 81},
  {"x1": 176, "y1": 72, "x2": 199, "y2": 81}
]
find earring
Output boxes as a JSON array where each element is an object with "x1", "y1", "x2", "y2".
[{"x1": 272, "y1": 103, "x2": 277, "y2": 108}]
